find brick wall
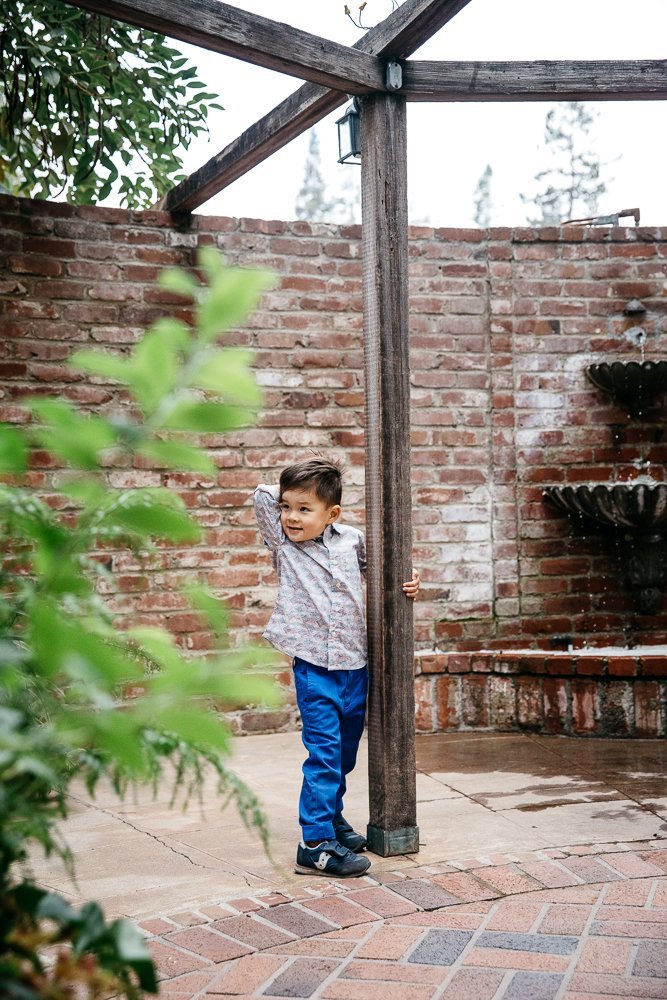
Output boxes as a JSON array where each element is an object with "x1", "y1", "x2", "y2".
[{"x1": 2, "y1": 196, "x2": 667, "y2": 734}]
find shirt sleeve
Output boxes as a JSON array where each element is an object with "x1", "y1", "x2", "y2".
[
  {"x1": 357, "y1": 531, "x2": 367, "y2": 579},
  {"x1": 253, "y1": 484, "x2": 284, "y2": 550}
]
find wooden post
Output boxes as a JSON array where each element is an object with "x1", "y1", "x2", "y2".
[{"x1": 361, "y1": 92, "x2": 419, "y2": 857}]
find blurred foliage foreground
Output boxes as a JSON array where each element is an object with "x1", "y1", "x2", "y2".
[{"x1": 0, "y1": 250, "x2": 280, "y2": 998}]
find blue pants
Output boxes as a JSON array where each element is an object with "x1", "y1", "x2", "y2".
[{"x1": 293, "y1": 658, "x2": 368, "y2": 842}]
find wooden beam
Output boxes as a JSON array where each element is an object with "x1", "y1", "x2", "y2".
[
  {"x1": 159, "y1": 85, "x2": 346, "y2": 214},
  {"x1": 362, "y1": 0, "x2": 473, "y2": 58},
  {"x1": 402, "y1": 60, "x2": 667, "y2": 101},
  {"x1": 63, "y1": 0, "x2": 384, "y2": 93},
  {"x1": 160, "y1": 0, "x2": 474, "y2": 212},
  {"x1": 360, "y1": 92, "x2": 418, "y2": 858}
]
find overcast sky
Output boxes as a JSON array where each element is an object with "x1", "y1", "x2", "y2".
[{"x1": 173, "y1": 1, "x2": 667, "y2": 227}]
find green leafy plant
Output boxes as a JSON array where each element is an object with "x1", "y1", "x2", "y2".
[
  {"x1": 0, "y1": 1, "x2": 223, "y2": 206},
  {"x1": 0, "y1": 249, "x2": 278, "y2": 997}
]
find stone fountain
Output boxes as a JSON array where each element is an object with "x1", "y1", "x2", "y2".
[
  {"x1": 545, "y1": 298, "x2": 667, "y2": 615},
  {"x1": 586, "y1": 360, "x2": 667, "y2": 418},
  {"x1": 543, "y1": 482, "x2": 667, "y2": 615},
  {"x1": 585, "y1": 300, "x2": 667, "y2": 417}
]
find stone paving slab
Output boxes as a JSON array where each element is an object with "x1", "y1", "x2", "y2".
[{"x1": 143, "y1": 841, "x2": 667, "y2": 998}]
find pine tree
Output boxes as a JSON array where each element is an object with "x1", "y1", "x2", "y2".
[
  {"x1": 523, "y1": 102, "x2": 607, "y2": 225},
  {"x1": 473, "y1": 164, "x2": 493, "y2": 227},
  {"x1": 295, "y1": 132, "x2": 344, "y2": 221}
]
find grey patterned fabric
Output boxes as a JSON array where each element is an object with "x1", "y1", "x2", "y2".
[{"x1": 254, "y1": 485, "x2": 367, "y2": 670}]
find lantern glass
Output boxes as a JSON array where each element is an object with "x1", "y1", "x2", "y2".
[{"x1": 336, "y1": 100, "x2": 361, "y2": 164}]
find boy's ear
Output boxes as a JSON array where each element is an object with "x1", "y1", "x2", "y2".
[{"x1": 328, "y1": 504, "x2": 341, "y2": 523}]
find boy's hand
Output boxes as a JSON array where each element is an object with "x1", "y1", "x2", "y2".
[{"x1": 402, "y1": 569, "x2": 420, "y2": 600}]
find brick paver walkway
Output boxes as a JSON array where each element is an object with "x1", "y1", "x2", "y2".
[{"x1": 140, "y1": 840, "x2": 667, "y2": 998}]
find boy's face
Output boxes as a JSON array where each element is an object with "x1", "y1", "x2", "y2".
[{"x1": 279, "y1": 488, "x2": 340, "y2": 543}]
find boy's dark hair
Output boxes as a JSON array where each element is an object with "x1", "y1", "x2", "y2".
[{"x1": 279, "y1": 458, "x2": 343, "y2": 507}]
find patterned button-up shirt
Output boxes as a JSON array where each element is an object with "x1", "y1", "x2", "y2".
[{"x1": 254, "y1": 485, "x2": 367, "y2": 670}]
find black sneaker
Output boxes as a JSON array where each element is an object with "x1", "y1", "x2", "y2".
[
  {"x1": 333, "y1": 814, "x2": 367, "y2": 853},
  {"x1": 294, "y1": 839, "x2": 371, "y2": 878}
]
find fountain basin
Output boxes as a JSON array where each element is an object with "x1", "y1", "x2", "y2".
[
  {"x1": 544, "y1": 483, "x2": 667, "y2": 615},
  {"x1": 543, "y1": 482, "x2": 667, "y2": 531},
  {"x1": 586, "y1": 360, "x2": 667, "y2": 417}
]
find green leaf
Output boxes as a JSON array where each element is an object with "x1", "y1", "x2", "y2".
[
  {"x1": 157, "y1": 267, "x2": 199, "y2": 300},
  {"x1": 198, "y1": 263, "x2": 274, "y2": 342},
  {"x1": 184, "y1": 583, "x2": 228, "y2": 635},
  {"x1": 126, "y1": 626, "x2": 182, "y2": 671},
  {"x1": 162, "y1": 401, "x2": 255, "y2": 432},
  {"x1": 30, "y1": 601, "x2": 142, "y2": 688},
  {"x1": 41, "y1": 66, "x2": 61, "y2": 87},
  {"x1": 106, "y1": 919, "x2": 158, "y2": 992},
  {"x1": 30, "y1": 398, "x2": 117, "y2": 468},
  {"x1": 153, "y1": 706, "x2": 230, "y2": 752},
  {"x1": 37, "y1": 890, "x2": 77, "y2": 926},
  {"x1": 148, "y1": 316, "x2": 191, "y2": 350},
  {"x1": 70, "y1": 348, "x2": 131, "y2": 383},
  {"x1": 191, "y1": 348, "x2": 262, "y2": 406},
  {"x1": 101, "y1": 489, "x2": 200, "y2": 543},
  {"x1": 137, "y1": 438, "x2": 215, "y2": 473},
  {"x1": 130, "y1": 327, "x2": 178, "y2": 413},
  {"x1": 0, "y1": 422, "x2": 28, "y2": 473}
]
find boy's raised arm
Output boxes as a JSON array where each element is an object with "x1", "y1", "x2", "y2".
[{"x1": 253, "y1": 484, "x2": 284, "y2": 550}]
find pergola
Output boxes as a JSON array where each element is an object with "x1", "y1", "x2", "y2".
[{"x1": 65, "y1": 0, "x2": 667, "y2": 856}]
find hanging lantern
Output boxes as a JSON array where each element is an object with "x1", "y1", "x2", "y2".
[{"x1": 336, "y1": 98, "x2": 361, "y2": 164}]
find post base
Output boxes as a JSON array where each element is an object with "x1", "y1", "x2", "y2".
[{"x1": 366, "y1": 824, "x2": 420, "y2": 857}]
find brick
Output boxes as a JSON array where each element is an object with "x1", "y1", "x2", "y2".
[
  {"x1": 268, "y1": 938, "x2": 357, "y2": 958},
  {"x1": 138, "y1": 917, "x2": 178, "y2": 935},
  {"x1": 391, "y1": 909, "x2": 492, "y2": 930},
  {"x1": 390, "y1": 878, "x2": 463, "y2": 910},
  {"x1": 567, "y1": 971, "x2": 667, "y2": 998},
  {"x1": 300, "y1": 895, "x2": 376, "y2": 928},
  {"x1": 264, "y1": 957, "x2": 339, "y2": 997},
  {"x1": 431, "y1": 872, "x2": 499, "y2": 903},
  {"x1": 634, "y1": 681, "x2": 662, "y2": 736},
  {"x1": 571, "y1": 680, "x2": 600, "y2": 734},
  {"x1": 211, "y1": 914, "x2": 294, "y2": 949},
  {"x1": 603, "y1": 879, "x2": 656, "y2": 906},
  {"x1": 440, "y1": 968, "x2": 506, "y2": 999},
  {"x1": 475, "y1": 866, "x2": 543, "y2": 896},
  {"x1": 321, "y1": 982, "x2": 435, "y2": 999},
  {"x1": 162, "y1": 927, "x2": 251, "y2": 963},
  {"x1": 346, "y1": 886, "x2": 419, "y2": 917},
  {"x1": 169, "y1": 911, "x2": 208, "y2": 927},
  {"x1": 356, "y1": 925, "x2": 423, "y2": 960},
  {"x1": 148, "y1": 940, "x2": 208, "y2": 981},
  {"x1": 576, "y1": 938, "x2": 633, "y2": 973},
  {"x1": 486, "y1": 900, "x2": 546, "y2": 932},
  {"x1": 476, "y1": 931, "x2": 578, "y2": 955},
  {"x1": 632, "y1": 940, "x2": 667, "y2": 977},
  {"x1": 408, "y1": 928, "x2": 473, "y2": 965},
  {"x1": 590, "y1": 918, "x2": 667, "y2": 938},
  {"x1": 538, "y1": 903, "x2": 590, "y2": 936},
  {"x1": 341, "y1": 959, "x2": 444, "y2": 983},
  {"x1": 464, "y1": 948, "x2": 571, "y2": 972},
  {"x1": 159, "y1": 969, "x2": 223, "y2": 995},
  {"x1": 601, "y1": 852, "x2": 666, "y2": 879},
  {"x1": 208, "y1": 954, "x2": 287, "y2": 995},
  {"x1": 503, "y1": 971, "x2": 563, "y2": 1000},
  {"x1": 516, "y1": 861, "x2": 582, "y2": 889},
  {"x1": 259, "y1": 902, "x2": 338, "y2": 938},
  {"x1": 558, "y1": 857, "x2": 625, "y2": 884}
]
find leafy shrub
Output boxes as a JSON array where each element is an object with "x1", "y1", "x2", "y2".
[{"x1": 0, "y1": 249, "x2": 278, "y2": 997}]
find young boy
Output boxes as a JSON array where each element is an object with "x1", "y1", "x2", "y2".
[{"x1": 254, "y1": 458, "x2": 419, "y2": 878}]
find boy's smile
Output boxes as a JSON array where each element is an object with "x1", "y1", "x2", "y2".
[{"x1": 279, "y1": 488, "x2": 340, "y2": 544}]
